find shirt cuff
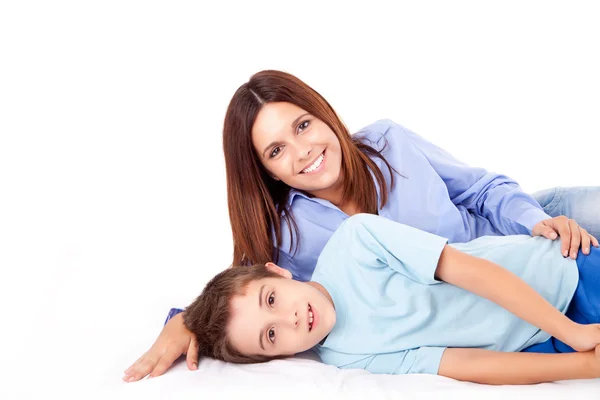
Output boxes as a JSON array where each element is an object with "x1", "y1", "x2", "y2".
[
  {"x1": 163, "y1": 307, "x2": 184, "y2": 326},
  {"x1": 516, "y1": 207, "x2": 551, "y2": 233},
  {"x1": 411, "y1": 347, "x2": 447, "y2": 375}
]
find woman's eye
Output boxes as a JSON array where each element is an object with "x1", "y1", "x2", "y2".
[
  {"x1": 268, "y1": 328, "x2": 276, "y2": 343},
  {"x1": 297, "y1": 120, "x2": 310, "y2": 133},
  {"x1": 268, "y1": 293, "x2": 275, "y2": 306},
  {"x1": 270, "y1": 146, "x2": 282, "y2": 158}
]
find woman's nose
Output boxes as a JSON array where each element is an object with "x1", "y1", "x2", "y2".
[{"x1": 295, "y1": 138, "x2": 312, "y2": 160}]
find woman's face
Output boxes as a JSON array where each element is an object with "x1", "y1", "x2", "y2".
[{"x1": 251, "y1": 102, "x2": 343, "y2": 198}]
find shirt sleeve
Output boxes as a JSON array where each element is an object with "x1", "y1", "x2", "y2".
[
  {"x1": 163, "y1": 307, "x2": 184, "y2": 326},
  {"x1": 336, "y1": 214, "x2": 448, "y2": 285},
  {"x1": 274, "y1": 248, "x2": 305, "y2": 281},
  {"x1": 338, "y1": 347, "x2": 447, "y2": 375},
  {"x1": 395, "y1": 122, "x2": 550, "y2": 234}
]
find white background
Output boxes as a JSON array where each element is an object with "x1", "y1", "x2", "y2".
[{"x1": 1, "y1": 1, "x2": 598, "y2": 398}]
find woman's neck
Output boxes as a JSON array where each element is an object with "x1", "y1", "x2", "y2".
[{"x1": 307, "y1": 176, "x2": 362, "y2": 216}]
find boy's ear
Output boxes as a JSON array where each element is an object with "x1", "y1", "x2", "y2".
[{"x1": 265, "y1": 262, "x2": 293, "y2": 279}]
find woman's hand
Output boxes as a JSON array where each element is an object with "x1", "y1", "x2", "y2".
[
  {"x1": 532, "y1": 216, "x2": 599, "y2": 259},
  {"x1": 123, "y1": 313, "x2": 198, "y2": 382}
]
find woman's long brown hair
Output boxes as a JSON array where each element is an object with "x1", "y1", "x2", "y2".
[{"x1": 223, "y1": 70, "x2": 395, "y2": 267}]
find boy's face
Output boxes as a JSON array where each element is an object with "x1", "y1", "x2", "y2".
[{"x1": 227, "y1": 263, "x2": 336, "y2": 358}]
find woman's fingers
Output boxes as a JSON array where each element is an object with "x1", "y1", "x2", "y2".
[
  {"x1": 186, "y1": 336, "x2": 199, "y2": 370},
  {"x1": 123, "y1": 353, "x2": 159, "y2": 382},
  {"x1": 568, "y1": 219, "x2": 581, "y2": 259},
  {"x1": 149, "y1": 346, "x2": 183, "y2": 378},
  {"x1": 580, "y1": 228, "x2": 591, "y2": 255}
]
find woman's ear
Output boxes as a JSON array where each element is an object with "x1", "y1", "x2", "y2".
[{"x1": 265, "y1": 262, "x2": 293, "y2": 279}]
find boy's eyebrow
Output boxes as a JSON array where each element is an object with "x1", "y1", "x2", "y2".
[
  {"x1": 261, "y1": 113, "x2": 310, "y2": 158},
  {"x1": 258, "y1": 284, "x2": 265, "y2": 308},
  {"x1": 258, "y1": 284, "x2": 266, "y2": 350}
]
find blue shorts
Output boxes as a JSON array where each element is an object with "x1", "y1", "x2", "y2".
[{"x1": 522, "y1": 246, "x2": 600, "y2": 353}]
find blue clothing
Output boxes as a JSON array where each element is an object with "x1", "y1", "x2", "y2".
[
  {"x1": 522, "y1": 247, "x2": 600, "y2": 354},
  {"x1": 279, "y1": 120, "x2": 552, "y2": 282},
  {"x1": 312, "y1": 214, "x2": 580, "y2": 376},
  {"x1": 531, "y1": 186, "x2": 600, "y2": 239},
  {"x1": 164, "y1": 120, "x2": 600, "y2": 324}
]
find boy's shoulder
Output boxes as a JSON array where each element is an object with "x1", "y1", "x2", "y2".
[{"x1": 313, "y1": 214, "x2": 384, "y2": 275}]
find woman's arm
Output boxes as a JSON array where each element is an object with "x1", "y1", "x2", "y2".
[
  {"x1": 439, "y1": 346, "x2": 600, "y2": 385},
  {"x1": 435, "y1": 245, "x2": 600, "y2": 351},
  {"x1": 397, "y1": 123, "x2": 597, "y2": 255},
  {"x1": 123, "y1": 313, "x2": 198, "y2": 382},
  {"x1": 396, "y1": 122, "x2": 548, "y2": 235}
]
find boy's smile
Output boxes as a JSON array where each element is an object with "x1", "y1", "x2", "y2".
[{"x1": 227, "y1": 263, "x2": 336, "y2": 358}]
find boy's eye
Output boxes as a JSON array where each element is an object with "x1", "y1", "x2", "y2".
[
  {"x1": 268, "y1": 292, "x2": 275, "y2": 306},
  {"x1": 297, "y1": 120, "x2": 310, "y2": 133},
  {"x1": 268, "y1": 328, "x2": 276, "y2": 343},
  {"x1": 270, "y1": 146, "x2": 283, "y2": 158}
]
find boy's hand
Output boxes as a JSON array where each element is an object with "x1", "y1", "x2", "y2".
[
  {"x1": 123, "y1": 313, "x2": 199, "y2": 382},
  {"x1": 565, "y1": 323, "x2": 600, "y2": 352},
  {"x1": 591, "y1": 345, "x2": 600, "y2": 377}
]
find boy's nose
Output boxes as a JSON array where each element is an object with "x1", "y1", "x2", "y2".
[{"x1": 287, "y1": 311, "x2": 298, "y2": 328}]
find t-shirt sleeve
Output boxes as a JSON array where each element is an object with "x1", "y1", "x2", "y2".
[
  {"x1": 337, "y1": 347, "x2": 447, "y2": 375},
  {"x1": 334, "y1": 214, "x2": 449, "y2": 285}
]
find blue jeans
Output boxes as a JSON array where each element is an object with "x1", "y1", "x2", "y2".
[
  {"x1": 531, "y1": 186, "x2": 600, "y2": 239},
  {"x1": 521, "y1": 246, "x2": 600, "y2": 353}
]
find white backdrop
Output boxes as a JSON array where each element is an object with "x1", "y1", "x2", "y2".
[{"x1": 1, "y1": 1, "x2": 599, "y2": 398}]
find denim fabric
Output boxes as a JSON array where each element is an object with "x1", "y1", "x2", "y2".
[{"x1": 531, "y1": 186, "x2": 600, "y2": 239}]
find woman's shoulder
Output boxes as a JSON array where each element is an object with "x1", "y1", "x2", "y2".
[{"x1": 353, "y1": 118, "x2": 408, "y2": 151}]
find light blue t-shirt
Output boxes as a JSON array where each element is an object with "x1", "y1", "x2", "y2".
[
  {"x1": 311, "y1": 214, "x2": 579, "y2": 376},
  {"x1": 277, "y1": 119, "x2": 550, "y2": 282}
]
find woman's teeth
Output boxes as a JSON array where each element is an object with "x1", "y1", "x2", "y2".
[
  {"x1": 302, "y1": 153, "x2": 324, "y2": 174},
  {"x1": 309, "y1": 305, "x2": 314, "y2": 330}
]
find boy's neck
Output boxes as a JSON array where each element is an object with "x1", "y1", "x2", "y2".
[
  {"x1": 306, "y1": 281, "x2": 335, "y2": 309},
  {"x1": 306, "y1": 280, "x2": 335, "y2": 346}
]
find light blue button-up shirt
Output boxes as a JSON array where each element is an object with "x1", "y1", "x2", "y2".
[
  {"x1": 312, "y1": 214, "x2": 578, "y2": 375},
  {"x1": 277, "y1": 120, "x2": 550, "y2": 281}
]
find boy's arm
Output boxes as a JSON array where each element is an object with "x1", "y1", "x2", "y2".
[
  {"x1": 439, "y1": 347, "x2": 600, "y2": 385},
  {"x1": 435, "y1": 245, "x2": 600, "y2": 351}
]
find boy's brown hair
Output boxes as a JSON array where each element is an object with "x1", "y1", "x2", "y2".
[{"x1": 183, "y1": 264, "x2": 288, "y2": 364}]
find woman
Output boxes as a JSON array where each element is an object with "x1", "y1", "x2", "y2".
[{"x1": 123, "y1": 70, "x2": 599, "y2": 382}]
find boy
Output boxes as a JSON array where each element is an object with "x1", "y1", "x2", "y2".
[{"x1": 183, "y1": 214, "x2": 600, "y2": 384}]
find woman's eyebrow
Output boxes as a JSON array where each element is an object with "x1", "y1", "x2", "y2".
[
  {"x1": 260, "y1": 112, "x2": 310, "y2": 158},
  {"x1": 290, "y1": 112, "x2": 309, "y2": 128},
  {"x1": 262, "y1": 142, "x2": 279, "y2": 158}
]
